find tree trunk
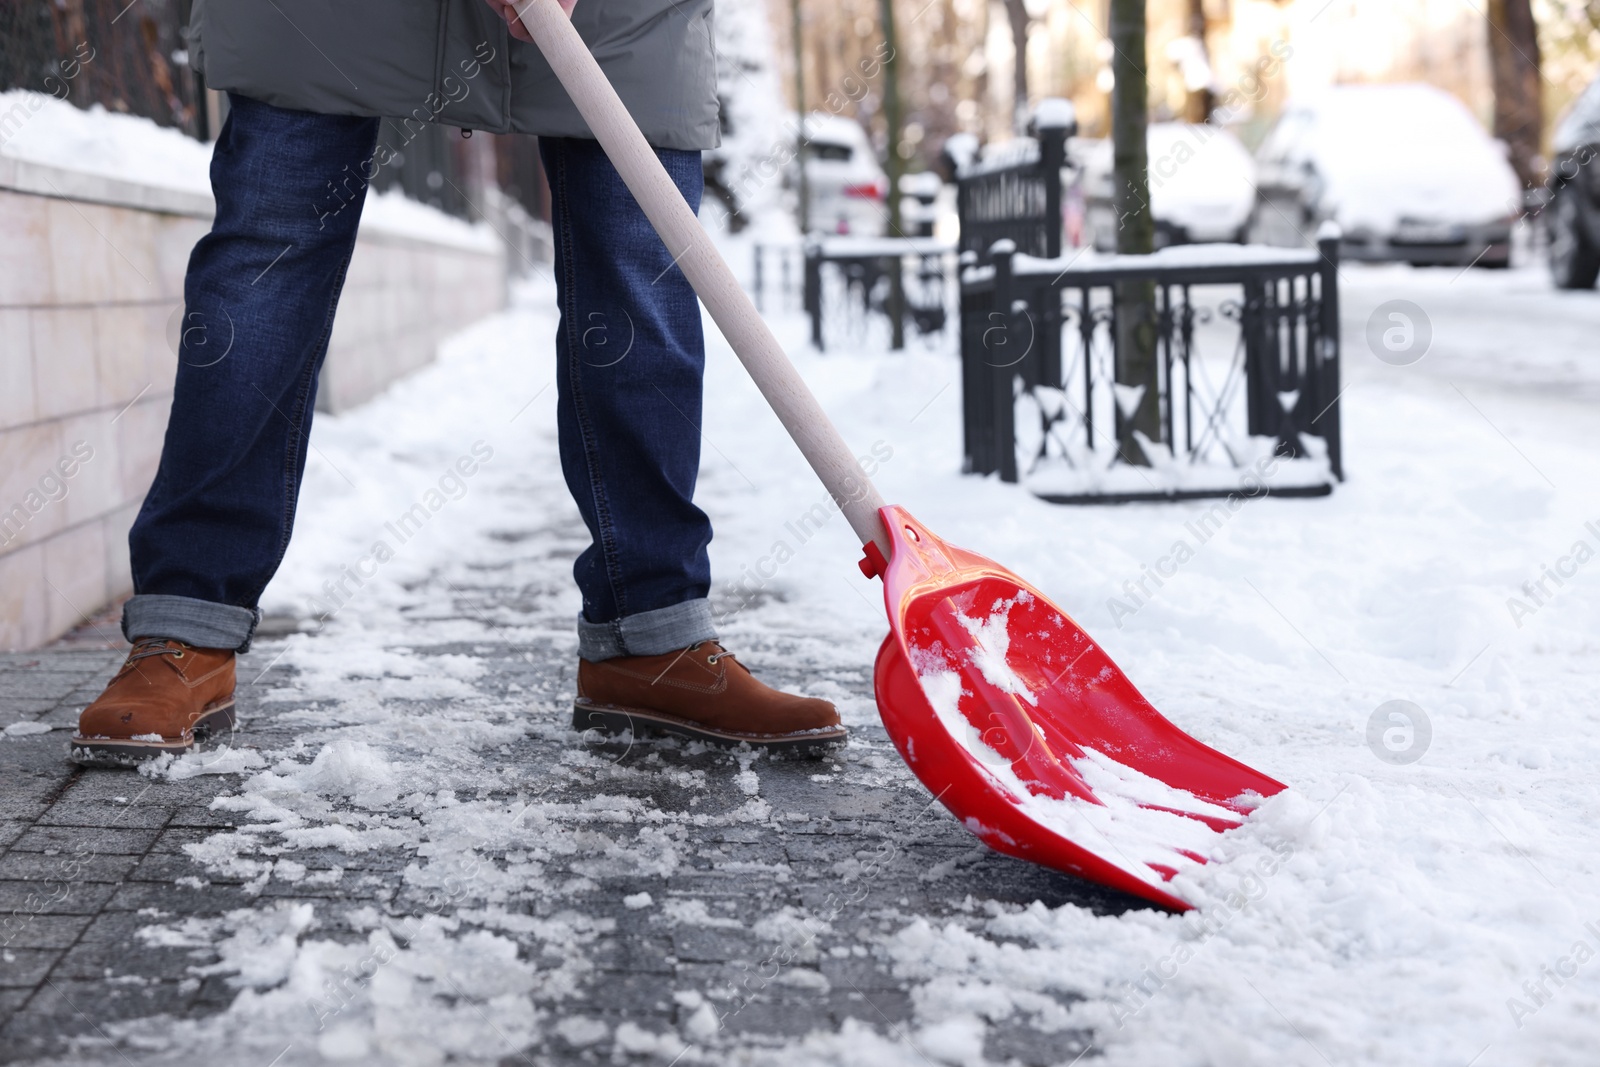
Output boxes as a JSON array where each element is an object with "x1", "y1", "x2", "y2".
[
  {"x1": 1109, "y1": 0, "x2": 1161, "y2": 465},
  {"x1": 1486, "y1": 0, "x2": 1543, "y2": 191},
  {"x1": 790, "y1": 0, "x2": 809, "y2": 235},
  {"x1": 1002, "y1": 0, "x2": 1030, "y2": 135},
  {"x1": 1183, "y1": 0, "x2": 1213, "y2": 124},
  {"x1": 880, "y1": 0, "x2": 905, "y2": 349}
]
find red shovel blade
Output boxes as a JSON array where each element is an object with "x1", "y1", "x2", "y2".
[{"x1": 866, "y1": 506, "x2": 1285, "y2": 910}]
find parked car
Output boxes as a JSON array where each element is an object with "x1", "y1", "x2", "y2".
[
  {"x1": 1546, "y1": 71, "x2": 1600, "y2": 289},
  {"x1": 1078, "y1": 123, "x2": 1257, "y2": 252},
  {"x1": 786, "y1": 112, "x2": 888, "y2": 237},
  {"x1": 1251, "y1": 83, "x2": 1520, "y2": 267}
]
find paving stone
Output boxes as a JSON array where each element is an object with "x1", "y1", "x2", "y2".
[
  {"x1": 0, "y1": 1012, "x2": 119, "y2": 1064},
  {"x1": 0, "y1": 673, "x2": 97, "y2": 700},
  {"x1": 166, "y1": 807, "x2": 241, "y2": 830},
  {"x1": 818, "y1": 953, "x2": 903, "y2": 993},
  {"x1": 0, "y1": 950, "x2": 61, "y2": 989},
  {"x1": 0, "y1": 789, "x2": 61, "y2": 824},
  {"x1": 7, "y1": 825, "x2": 162, "y2": 857},
  {"x1": 101, "y1": 881, "x2": 260, "y2": 916},
  {"x1": 672, "y1": 926, "x2": 780, "y2": 965},
  {"x1": 0, "y1": 700, "x2": 57, "y2": 717},
  {"x1": 125, "y1": 852, "x2": 238, "y2": 885},
  {"x1": 0, "y1": 851, "x2": 141, "y2": 885},
  {"x1": 19, "y1": 977, "x2": 201, "y2": 1021},
  {"x1": 716, "y1": 994, "x2": 831, "y2": 1038},
  {"x1": 150, "y1": 824, "x2": 265, "y2": 855},
  {"x1": 992, "y1": 1025, "x2": 1096, "y2": 1067},
  {"x1": 587, "y1": 934, "x2": 678, "y2": 974},
  {"x1": 50, "y1": 937, "x2": 204, "y2": 982},
  {"x1": 0, "y1": 914, "x2": 92, "y2": 951},
  {"x1": 825, "y1": 987, "x2": 915, "y2": 1027},
  {"x1": 0, "y1": 881, "x2": 119, "y2": 916},
  {"x1": 36, "y1": 800, "x2": 177, "y2": 830},
  {"x1": 74, "y1": 911, "x2": 180, "y2": 945}
]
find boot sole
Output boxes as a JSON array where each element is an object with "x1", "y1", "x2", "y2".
[
  {"x1": 573, "y1": 699, "x2": 846, "y2": 757},
  {"x1": 68, "y1": 699, "x2": 237, "y2": 767}
]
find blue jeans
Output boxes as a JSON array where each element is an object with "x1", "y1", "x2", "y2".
[{"x1": 124, "y1": 95, "x2": 716, "y2": 660}]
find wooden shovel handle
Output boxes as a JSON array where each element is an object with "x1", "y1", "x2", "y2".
[{"x1": 514, "y1": 0, "x2": 890, "y2": 557}]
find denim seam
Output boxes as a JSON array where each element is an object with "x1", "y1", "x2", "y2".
[{"x1": 552, "y1": 140, "x2": 630, "y2": 625}]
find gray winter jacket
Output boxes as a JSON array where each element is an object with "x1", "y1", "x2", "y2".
[{"x1": 189, "y1": 0, "x2": 720, "y2": 150}]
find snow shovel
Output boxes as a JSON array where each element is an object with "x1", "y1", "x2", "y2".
[{"x1": 516, "y1": 0, "x2": 1286, "y2": 910}]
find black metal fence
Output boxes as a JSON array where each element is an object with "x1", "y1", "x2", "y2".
[
  {"x1": 0, "y1": 0, "x2": 207, "y2": 138},
  {"x1": 800, "y1": 236, "x2": 957, "y2": 352},
  {"x1": 955, "y1": 124, "x2": 1069, "y2": 263},
  {"x1": 751, "y1": 243, "x2": 804, "y2": 315},
  {"x1": 960, "y1": 233, "x2": 1343, "y2": 502}
]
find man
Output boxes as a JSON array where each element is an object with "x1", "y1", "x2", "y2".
[{"x1": 71, "y1": 0, "x2": 844, "y2": 765}]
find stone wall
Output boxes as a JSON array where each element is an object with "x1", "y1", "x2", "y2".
[{"x1": 0, "y1": 155, "x2": 505, "y2": 650}]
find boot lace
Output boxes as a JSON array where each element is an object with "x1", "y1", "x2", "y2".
[
  {"x1": 120, "y1": 638, "x2": 189, "y2": 673},
  {"x1": 691, "y1": 641, "x2": 735, "y2": 665}
]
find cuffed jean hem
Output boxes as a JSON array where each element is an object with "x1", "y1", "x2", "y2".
[
  {"x1": 122, "y1": 594, "x2": 262, "y2": 654},
  {"x1": 577, "y1": 598, "x2": 718, "y2": 662}
]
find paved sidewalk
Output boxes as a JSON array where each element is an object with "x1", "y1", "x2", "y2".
[{"x1": 0, "y1": 596, "x2": 1131, "y2": 1064}]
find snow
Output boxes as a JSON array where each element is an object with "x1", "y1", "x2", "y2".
[
  {"x1": 1077, "y1": 123, "x2": 1257, "y2": 240},
  {"x1": 906, "y1": 594, "x2": 1247, "y2": 897},
  {"x1": 118, "y1": 247, "x2": 1593, "y2": 1062},
  {"x1": 36, "y1": 151, "x2": 1596, "y2": 1064},
  {"x1": 0, "y1": 89, "x2": 213, "y2": 196},
  {"x1": 957, "y1": 137, "x2": 1041, "y2": 178},
  {"x1": 813, "y1": 235, "x2": 955, "y2": 258},
  {"x1": 1006, "y1": 242, "x2": 1323, "y2": 278},
  {"x1": 1282, "y1": 84, "x2": 1523, "y2": 235},
  {"x1": 0, "y1": 90, "x2": 496, "y2": 251},
  {"x1": 1030, "y1": 97, "x2": 1077, "y2": 132}
]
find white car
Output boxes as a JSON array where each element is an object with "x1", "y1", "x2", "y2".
[
  {"x1": 786, "y1": 112, "x2": 889, "y2": 237},
  {"x1": 1078, "y1": 123, "x2": 1258, "y2": 251},
  {"x1": 1251, "y1": 83, "x2": 1520, "y2": 267}
]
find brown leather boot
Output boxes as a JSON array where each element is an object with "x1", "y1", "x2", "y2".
[
  {"x1": 574, "y1": 641, "x2": 845, "y2": 754},
  {"x1": 70, "y1": 638, "x2": 237, "y2": 766}
]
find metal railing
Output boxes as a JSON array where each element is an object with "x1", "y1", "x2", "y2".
[
  {"x1": 960, "y1": 232, "x2": 1344, "y2": 502},
  {"x1": 800, "y1": 236, "x2": 957, "y2": 352},
  {"x1": 0, "y1": 0, "x2": 207, "y2": 139},
  {"x1": 955, "y1": 124, "x2": 1069, "y2": 263}
]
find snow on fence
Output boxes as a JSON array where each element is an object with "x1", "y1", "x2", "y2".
[
  {"x1": 959, "y1": 235, "x2": 1344, "y2": 502},
  {"x1": 951, "y1": 111, "x2": 1343, "y2": 503}
]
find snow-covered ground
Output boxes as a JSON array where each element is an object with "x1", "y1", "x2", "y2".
[{"x1": 104, "y1": 234, "x2": 1600, "y2": 1066}]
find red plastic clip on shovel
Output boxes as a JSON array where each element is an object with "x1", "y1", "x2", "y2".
[{"x1": 517, "y1": 0, "x2": 1285, "y2": 910}]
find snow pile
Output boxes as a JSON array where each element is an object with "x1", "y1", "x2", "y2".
[
  {"x1": 0, "y1": 89, "x2": 493, "y2": 249},
  {"x1": 0, "y1": 89, "x2": 213, "y2": 193},
  {"x1": 132, "y1": 904, "x2": 545, "y2": 1065}
]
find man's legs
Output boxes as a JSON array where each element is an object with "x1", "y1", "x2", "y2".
[
  {"x1": 541, "y1": 137, "x2": 843, "y2": 752},
  {"x1": 125, "y1": 95, "x2": 380, "y2": 650},
  {"x1": 74, "y1": 95, "x2": 378, "y2": 763},
  {"x1": 540, "y1": 136, "x2": 718, "y2": 660}
]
